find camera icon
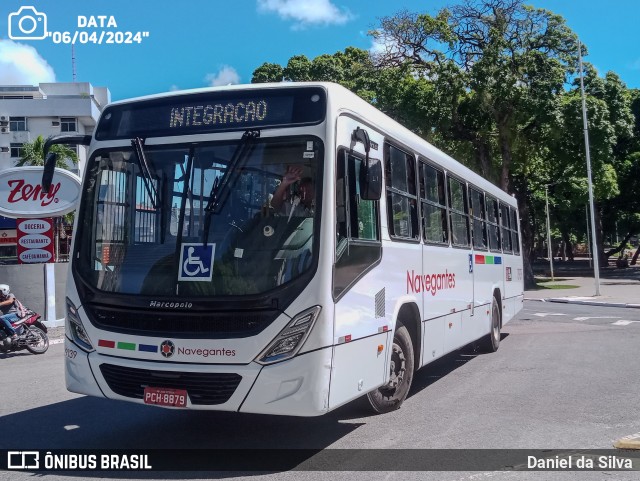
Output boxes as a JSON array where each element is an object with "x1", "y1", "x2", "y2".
[{"x1": 8, "y1": 6, "x2": 48, "y2": 40}]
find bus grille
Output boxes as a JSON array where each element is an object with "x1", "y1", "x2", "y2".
[
  {"x1": 99, "y1": 363, "x2": 242, "y2": 405},
  {"x1": 85, "y1": 305, "x2": 276, "y2": 338}
]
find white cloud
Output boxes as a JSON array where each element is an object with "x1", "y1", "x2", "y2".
[
  {"x1": 257, "y1": 0, "x2": 353, "y2": 28},
  {"x1": 169, "y1": 84, "x2": 180, "y2": 91},
  {"x1": 0, "y1": 39, "x2": 55, "y2": 84},
  {"x1": 205, "y1": 66, "x2": 240, "y2": 87},
  {"x1": 369, "y1": 37, "x2": 388, "y2": 56}
]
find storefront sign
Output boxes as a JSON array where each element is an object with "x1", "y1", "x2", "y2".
[
  {"x1": 0, "y1": 167, "x2": 81, "y2": 219},
  {"x1": 17, "y1": 218, "x2": 55, "y2": 264}
]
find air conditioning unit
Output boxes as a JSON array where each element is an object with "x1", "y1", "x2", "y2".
[
  {"x1": 52, "y1": 120, "x2": 60, "y2": 126},
  {"x1": 0, "y1": 116, "x2": 7, "y2": 122},
  {"x1": 0, "y1": 147, "x2": 9, "y2": 153},
  {"x1": 0, "y1": 127, "x2": 9, "y2": 134}
]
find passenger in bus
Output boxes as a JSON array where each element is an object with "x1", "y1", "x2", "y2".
[{"x1": 271, "y1": 165, "x2": 315, "y2": 217}]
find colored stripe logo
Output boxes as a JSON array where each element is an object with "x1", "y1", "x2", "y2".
[
  {"x1": 98, "y1": 340, "x2": 159, "y2": 353},
  {"x1": 474, "y1": 255, "x2": 502, "y2": 265}
]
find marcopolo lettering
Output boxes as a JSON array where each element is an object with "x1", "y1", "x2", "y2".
[{"x1": 149, "y1": 301, "x2": 193, "y2": 309}]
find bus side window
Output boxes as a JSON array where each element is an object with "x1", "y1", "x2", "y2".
[
  {"x1": 500, "y1": 202, "x2": 513, "y2": 253},
  {"x1": 419, "y1": 161, "x2": 449, "y2": 245},
  {"x1": 334, "y1": 150, "x2": 381, "y2": 299},
  {"x1": 469, "y1": 187, "x2": 487, "y2": 250},
  {"x1": 486, "y1": 195, "x2": 501, "y2": 252},
  {"x1": 510, "y1": 207, "x2": 520, "y2": 255},
  {"x1": 385, "y1": 143, "x2": 419, "y2": 241},
  {"x1": 448, "y1": 176, "x2": 470, "y2": 247}
]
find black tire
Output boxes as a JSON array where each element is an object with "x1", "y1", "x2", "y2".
[
  {"x1": 479, "y1": 295, "x2": 501, "y2": 353},
  {"x1": 367, "y1": 324, "x2": 414, "y2": 414},
  {"x1": 24, "y1": 326, "x2": 49, "y2": 354}
]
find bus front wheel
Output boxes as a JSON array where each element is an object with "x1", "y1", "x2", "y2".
[{"x1": 367, "y1": 324, "x2": 414, "y2": 414}]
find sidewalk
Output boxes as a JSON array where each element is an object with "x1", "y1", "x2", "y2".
[{"x1": 525, "y1": 269, "x2": 640, "y2": 309}]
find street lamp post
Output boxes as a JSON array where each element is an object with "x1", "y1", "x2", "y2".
[
  {"x1": 578, "y1": 39, "x2": 601, "y2": 296},
  {"x1": 545, "y1": 184, "x2": 554, "y2": 281}
]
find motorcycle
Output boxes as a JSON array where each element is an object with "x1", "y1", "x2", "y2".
[{"x1": 0, "y1": 309, "x2": 49, "y2": 354}]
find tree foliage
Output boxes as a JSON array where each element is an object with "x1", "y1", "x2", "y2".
[
  {"x1": 16, "y1": 135, "x2": 78, "y2": 169},
  {"x1": 250, "y1": 0, "x2": 640, "y2": 279}
]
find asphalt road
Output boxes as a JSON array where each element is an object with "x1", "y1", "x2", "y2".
[{"x1": 1, "y1": 301, "x2": 639, "y2": 481}]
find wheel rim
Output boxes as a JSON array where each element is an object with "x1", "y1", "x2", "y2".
[
  {"x1": 380, "y1": 340, "x2": 406, "y2": 397},
  {"x1": 26, "y1": 329, "x2": 47, "y2": 351},
  {"x1": 492, "y1": 303, "x2": 500, "y2": 344}
]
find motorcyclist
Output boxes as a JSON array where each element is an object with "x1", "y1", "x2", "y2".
[{"x1": 0, "y1": 284, "x2": 19, "y2": 342}]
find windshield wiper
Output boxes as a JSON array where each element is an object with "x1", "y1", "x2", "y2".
[
  {"x1": 131, "y1": 137, "x2": 159, "y2": 209},
  {"x1": 203, "y1": 129, "x2": 260, "y2": 244}
]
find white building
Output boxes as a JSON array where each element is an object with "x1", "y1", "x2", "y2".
[{"x1": 0, "y1": 82, "x2": 110, "y2": 175}]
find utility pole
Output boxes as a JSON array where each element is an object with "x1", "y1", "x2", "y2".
[{"x1": 578, "y1": 39, "x2": 601, "y2": 296}]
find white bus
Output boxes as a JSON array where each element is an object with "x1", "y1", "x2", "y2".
[{"x1": 45, "y1": 82, "x2": 523, "y2": 416}]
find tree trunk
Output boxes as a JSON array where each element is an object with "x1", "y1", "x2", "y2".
[
  {"x1": 514, "y1": 183, "x2": 536, "y2": 289},
  {"x1": 593, "y1": 203, "x2": 607, "y2": 268},
  {"x1": 604, "y1": 232, "x2": 634, "y2": 259},
  {"x1": 472, "y1": 138, "x2": 492, "y2": 181},
  {"x1": 631, "y1": 246, "x2": 640, "y2": 265},
  {"x1": 498, "y1": 125, "x2": 512, "y2": 192},
  {"x1": 561, "y1": 230, "x2": 574, "y2": 261}
]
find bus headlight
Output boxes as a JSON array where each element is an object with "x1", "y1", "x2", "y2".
[
  {"x1": 256, "y1": 306, "x2": 321, "y2": 365},
  {"x1": 66, "y1": 298, "x2": 94, "y2": 352}
]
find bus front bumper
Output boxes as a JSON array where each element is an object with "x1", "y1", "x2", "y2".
[{"x1": 65, "y1": 337, "x2": 332, "y2": 416}]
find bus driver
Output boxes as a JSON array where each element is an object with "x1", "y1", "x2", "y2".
[{"x1": 271, "y1": 165, "x2": 315, "y2": 218}]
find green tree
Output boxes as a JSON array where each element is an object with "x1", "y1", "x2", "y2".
[
  {"x1": 371, "y1": 0, "x2": 578, "y2": 286},
  {"x1": 251, "y1": 62, "x2": 284, "y2": 83},
  {"x1": 16, "y1": 135, "x2": 78, "y2": 169}
]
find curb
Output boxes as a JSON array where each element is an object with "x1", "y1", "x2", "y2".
[
  {"x1": 615, "y1": 432, "x2": 640, "y2": 450},
  {"x1": 524, "y1": 298, "x2": 640, "y2": 309},
  {"x1": 42, "y1": 317, "x2": 65, "y2": 328},
  {"x1": 547, "y1": 299, "x2": 640, "y2": 309}
]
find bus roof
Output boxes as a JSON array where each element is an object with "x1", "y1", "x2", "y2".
[{"x1": 106, "y1": 82, "x2": 516, "y2": 207}]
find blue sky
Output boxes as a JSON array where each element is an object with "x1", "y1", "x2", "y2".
[{"x1": 0, "y1": 0, "x2": 639, "y2": 101}]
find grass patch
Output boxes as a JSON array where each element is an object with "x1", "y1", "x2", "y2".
[
  {"x1": 536, "y1": 283, "x2": 580, "y2": 290},
  {"x1": 535, "y1": 277, "x2": 575, "y2": 283}
]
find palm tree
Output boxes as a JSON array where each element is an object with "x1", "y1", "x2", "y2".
[{"x1": 15, "y1": 135, "x2": 78, "y2": 169}]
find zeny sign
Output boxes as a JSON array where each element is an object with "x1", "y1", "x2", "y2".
[
  {"x1": 17, "y1": 218, "x2": 55, "y2": 264},
  {"x1": 0, "y1": 167, "x2": 81, "y2": 218}
]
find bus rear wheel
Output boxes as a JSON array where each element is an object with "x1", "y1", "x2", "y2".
[
  {"x1": 479, "y1": 296, "x2": 501, "y2": 353},
  {"x1": 367, "y1": 324, "x2": 414, "y2": 414}
]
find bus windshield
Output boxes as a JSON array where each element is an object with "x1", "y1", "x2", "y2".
[{"x1": 75, "y1": 136, "x2": 322, "y2": 298}]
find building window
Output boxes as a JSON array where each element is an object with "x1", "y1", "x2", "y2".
[
  {"x1": 61, "y1": 117, "x2": 77, "y2": 132},
  {"x1": 10, "y1": 143, "x2": 24, "y2": 158},
  {"x1": 9, "y1": 117, "x2": 26, "y2": 131}
]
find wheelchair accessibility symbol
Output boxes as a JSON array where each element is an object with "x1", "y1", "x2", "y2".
[{"x1": 178, "y1": 243, "x2": 216, "y2": 281}]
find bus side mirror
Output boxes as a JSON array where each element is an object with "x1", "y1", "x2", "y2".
[
  {"x1": 360, "y1": 158, "x2": 382, "y2": 201},
  {"x1": 42, "y1": 152, "x2": 58, "y2": 193}
]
